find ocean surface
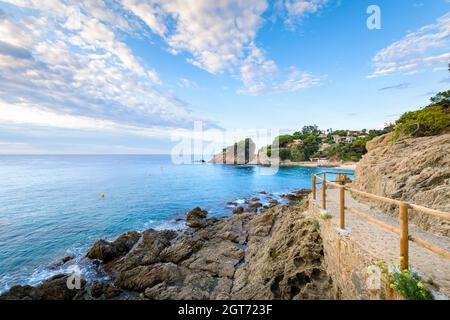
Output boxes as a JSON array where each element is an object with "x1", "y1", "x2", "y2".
[{"x1": 0, "y1": 155, "x2": 353, "y2": 292}]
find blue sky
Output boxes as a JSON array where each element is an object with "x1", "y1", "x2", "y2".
[{"x1": 0, "y1": 0, "x2": 449, "y2": 154}]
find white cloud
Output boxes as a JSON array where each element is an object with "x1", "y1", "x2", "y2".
[
  {"x1": 121, "y1": 0, "x2": 168, "y2": 37},
  {"x1": 123, "y1": 0, "x2": 268, "y2": 74},
  {"x1": 147, "y1": 69, "x2": 163, "y2": 84},
  {"x1": 239, "y1": 66, "x2": 322, "y2": 95},
  {"x1": 283, "y1": 0, "x2": 328, "y2": 29},
  {"x1": 0, "y1": 0, "x2": 209, "y2": 134},
  {"x1": 122, "y1": 0, "x2": 322, "y2": 95},
  {"x1": 273, "y1": 67, "x2": 322, "y2": 92},
  {"x1": 0, "y1": 100, "x2": 193, "y2": 139},
  {"x1": 368, "y1": 13, "x2": 450, "y2": 78},
  {"x1": 0, "y1": 0, "x2": 326, "y2": 157},
  {"x1": 238, "y1": 44, "x2": 278, "y2": 94},
  {"x1": 178, "y1": 78, "x2": 198, "y2": 89}
]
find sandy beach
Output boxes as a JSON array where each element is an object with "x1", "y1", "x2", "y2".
[{"x1": 278, "y1": 161, "x2": 357, "y2": 171}]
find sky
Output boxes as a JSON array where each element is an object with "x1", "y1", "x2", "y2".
[{"x1": 0, "y1": 0, "x2": 449, "y2": 154}]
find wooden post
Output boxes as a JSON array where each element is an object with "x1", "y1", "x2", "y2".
[
  {"x1": 399, "y1": 202, "x2": 409, "y2": 271},
  {"x1": 322, "y1": 173, "x2": 326, "y2": 210},
  {"x1": 312, "y1": 175, "x2": 316, "y2": 200},
  {"x1": 340, "y1": 185, "x2": 345, "y2": 229}
]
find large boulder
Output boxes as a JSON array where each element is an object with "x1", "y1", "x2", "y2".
[
  {"x1": 181, "y1": 239, "x2": 244, "y2": 278},
  {"x1": 231, "y1": 204, "x2": 332, "y2": 300},
  {"x1": 186, "y1": 207, "x2": 208, "y2": 229},
  {"x1": 0, "y1": 274, "x2": 86, "y2": 300},
  {"x1": 111, "y1": 229, "x2": 177, "y2": 271},
  {"x1": 354, "y1": 133, "x2": 450, "y2": 236},
  {"x1": 233, "y1": 207, "x2": 245, "y2": 215},
  {"x1": 281, "y1": 189, "x2": 311, "y2": 202},
  {"x1": 86, "y1": 231, "x2": 141, "y2": 263},
  {"x1": 115, "y1": 263, "x2": 184, "y2": 292},
  {"x1": 160, "y1": 237, "x2": 203, "y2": 264},
  {"x1": 144, "y1": 272, "x2": 233, "y2": 300}
]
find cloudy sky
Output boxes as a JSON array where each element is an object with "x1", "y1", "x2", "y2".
[{"x1": 0, "y1": 0, "x2": 449, "y2": 154}]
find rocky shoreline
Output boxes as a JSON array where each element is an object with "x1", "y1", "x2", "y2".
[{"x1": 0, "y1": 189, "x2": 333, "y2": 300}]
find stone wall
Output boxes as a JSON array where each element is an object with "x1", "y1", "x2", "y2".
[{"x1": 308, "y1": 196, "x2": 393, "y2": 300}]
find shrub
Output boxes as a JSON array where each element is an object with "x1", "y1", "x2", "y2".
[
  {"x1": 290, "y1": 147, "x2": 306, "y2": 162},
  {"x1": 278, "y1": 148, "x2": 291, "y2": 161},
  {"x1": 393, "y1": 105, "x2": 450, "y2": 139},
  {"x1": 274, "y1": 135, "x2": 294, "y2": 147},
  {"x1": 389, "y1": 268, "x2": 434, "y2": 300},
  {"x1": 392, "y1": 91, "x2": 450, "y2": 140},
  {"x1": 309, "y1": 218, "x2": 320, "y2": 230},
  {"x1": 320, "y1": 213, "x2": 333, "y2": 220}
]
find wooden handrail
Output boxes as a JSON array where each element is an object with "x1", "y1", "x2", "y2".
[
  {"x1": 346, "y1": 207, "x2": 450, "y2": 261},
  {"x1": 346, "y1": 207, "x2": 401, "y2": 235},
  {"x1": 313, "y1": 174, "x2": 450, "y2": 221},
  {"x1": 409, "y1": 236, "x2": 450, "y2": 260},
  {"x1": 409, "y1": 203, "x2": 450, "y2": 221},
  {"x1": 345, "y1": 186, "x2": 402, "y2": 206},
  {"x1": 311, "y1": 173, "x2": 450, "y2": 270}
]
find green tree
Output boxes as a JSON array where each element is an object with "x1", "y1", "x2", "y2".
[
  {"x1": 300, "y1": 125, "x2": 320, "y2": 136},
  {"x1": 273, "y1": 135, "x2": 294, "y2": 147},
  {"x1": 331, "y1": 129, "x2": 347, "y2": 136},
  {"x1": 290, "y1": 147, "x2": 306, "y2": 162},
  {"x1": 302, "y1": 134, "x2": 321, "y2": 160},
  {"x1": 278, "y1": 148, "x2": 291, "y2": 161},
  {"x1": 393, "y1": 91, "x2": 450, "y2": 140}
]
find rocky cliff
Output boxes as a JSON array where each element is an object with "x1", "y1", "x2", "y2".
[
  {"x1": 0, "y1": 191, "x2": 332, "y2": 300},
  {"x1": 209, "y1": 138, "x2": 256, "y2": 164},
  {"x1": 354, "y1": 133, "x2": 450, "y2": 236}
]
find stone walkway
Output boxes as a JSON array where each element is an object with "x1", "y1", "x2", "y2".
[{"x1": 321, "y1": 187, "x2": 450, "y2": 298}]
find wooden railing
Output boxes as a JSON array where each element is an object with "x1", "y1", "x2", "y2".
[{"x1": 312, "y1": 172, "x2": 450, "y2": 271}]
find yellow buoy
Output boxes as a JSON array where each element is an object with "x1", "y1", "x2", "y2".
[{"x1": 101, "y1": 192, "x2": 105, "y2": 198}]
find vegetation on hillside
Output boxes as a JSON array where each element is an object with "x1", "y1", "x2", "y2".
[
  {"x1": 313, "y1": 127, "x2": 392, "y2": 162},
  {"x1": 268, "y1": 125, "x2": 390, "y2": 162},
  {"x1": 263, "y1": 89, "x2": 449, "y2": 162},
  {"x1": 392, "y1": 90, "x2": 450, "y2": 140},
  {"x1": 272, "y1": 125, "x2": 322, "y2": 162}
]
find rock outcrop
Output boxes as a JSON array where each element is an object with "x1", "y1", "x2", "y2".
[
  {"x1": 186, "y1": 207, "x2": 209, "y2": 229},
  {"x1": 231, "y1": 205, "x2": 332, "y2": 299},
  {"x1": 354, "y1": 133, "x2": 450, "y2": 236},
  {"x1": 0, "y1": 274, "x2": 86, "y2": 300},
  {"x1": 86, "y1": 231, "x2": 141, "y2": 263},
  {"x1": 209, "y1": 138, "x2": 256, "y2": 164},
  {"x1": 1, "y1": 191, "x2": 333, "y2": 300}
]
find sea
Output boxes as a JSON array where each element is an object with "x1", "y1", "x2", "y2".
[{"x1": 0, "y1": 155, "x2": 353, "y2": 292}]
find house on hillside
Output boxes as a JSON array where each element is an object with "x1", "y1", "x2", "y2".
[
  {"x1": 286, "y1": 139, "x2": 304, "y2": 148},
  {"x1": 332, "y1": 135, "x2": 353, "y2": 143}
]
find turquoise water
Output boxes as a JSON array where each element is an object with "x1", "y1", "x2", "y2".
[{"x1": 0, "y1": 155, "x2": 353, "y2": 292}]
